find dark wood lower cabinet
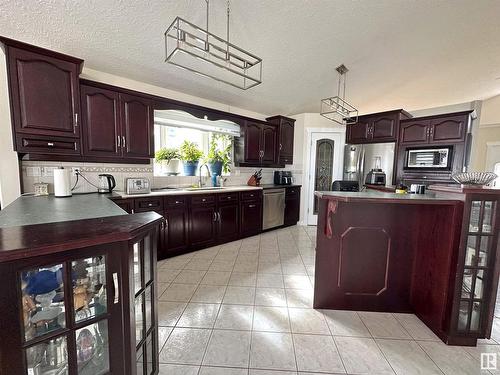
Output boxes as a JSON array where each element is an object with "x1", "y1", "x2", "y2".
[
  {"x1": 240, "y1": 199, "x2": 263, "y2": 237},
  {"x1": 189, "y1": 202, "x2": 217, "y2": 249},
  {"x1": 0, "y1": 213, "x2": 161, "y2": 374},
  {"x1": 218, "y1": 202, "x2": 240, "y2": 242},
  {"x1": 284, "y1": 187, "x2": 300, "y2": 226},
  {"x1": 163, "y1": 207, "x2": 189, "y2": 256}
]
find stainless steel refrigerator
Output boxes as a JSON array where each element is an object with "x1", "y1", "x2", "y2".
[{"x1": 343, "y1": 143, "x2": 396, "y2": 187}]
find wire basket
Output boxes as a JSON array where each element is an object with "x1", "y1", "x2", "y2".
[{"x1": 452, "y1": 172, "x2": 497, "y2": 185}]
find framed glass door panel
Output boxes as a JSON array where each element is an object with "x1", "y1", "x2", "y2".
[
  {"x1": 76, "y1": 320, "x2": 110, "y2": 375},
  {"x1": 25, "y1": 335, "x2": 68, "y2": 375},
  {"x1": 72, "y1": 256, "x2": 107, "y2": 323},
  {"x1": 133, "y1": 243, "x2": 142, "y2": 295},
  {"x1": 20, "y1": 263, "x2": 66, "y2": 342}
]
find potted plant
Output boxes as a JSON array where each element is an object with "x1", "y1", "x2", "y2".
[
  {"x1": 155, "y1": 147, "x2": 181, "y2": 175},
  {"x1": 207, "y1": 134, "x2": 232, "y2": 178},
  {"x1": 180, "y1": 140, "x2": 204, "y2": 176}
]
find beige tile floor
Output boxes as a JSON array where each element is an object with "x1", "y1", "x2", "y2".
[{"x1": 156, "y1": 225, "x2": 499, "y2": 375}]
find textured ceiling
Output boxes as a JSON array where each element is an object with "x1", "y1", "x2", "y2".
[{"x1": 1, "y1": 0, "x2": 500, "y2": 116}]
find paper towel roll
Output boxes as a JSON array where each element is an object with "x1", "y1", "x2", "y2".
[{"x1": 53, "y1": 168, "x2": 72, "y2": 197}]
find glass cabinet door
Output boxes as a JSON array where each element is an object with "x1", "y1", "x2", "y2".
[
  {"x1": 133, "y1": 233, "x2": 157, "y2": 375},
  {"x1": 21, "y1": 263, "x2": 66, "y2": 342},
  {"x1": 25, "y1": 336, "x2": 68, "y2": 375}
]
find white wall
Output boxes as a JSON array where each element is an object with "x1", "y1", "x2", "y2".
[{"x1": 0, "y1": 45, "x2": 21, "y2": 207}]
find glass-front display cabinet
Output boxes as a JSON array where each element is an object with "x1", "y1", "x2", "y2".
[
  {"x1": 0, "y1": 217, "x2": 159, "y2": 375},
  {"x1": 449, "y1": 190, "x2": 500, "y2": 345}
]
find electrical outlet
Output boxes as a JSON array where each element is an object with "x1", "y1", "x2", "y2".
[
  {"x1": 72, "y1": 167, "x2": 81, "y2": 175},
  {"x1": 42, "y1": 167, "x2": 57, "y2": 177},
  {"x1": 26, "y1": 167, "x2": 41, "y2": 177}
]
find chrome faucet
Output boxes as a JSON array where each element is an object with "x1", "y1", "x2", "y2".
[{"x1": 199, "y1": 164, "x2": 211, "y2": 187}]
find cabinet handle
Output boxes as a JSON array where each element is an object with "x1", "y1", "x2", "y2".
[
  {"x1": 279, "y1": 143, "x2": 282, "y2": 150},
  {"x1": 131, "y1": 209, "x2": 135, "y2": 214},
  {"x1": 213, "y1": 212, "x2": 217, "y2": 222},
  {"x1": 122, "y1": 136, "x2": 126, "y2": 148},
  {"x1": 175, "y1": 200, "x2": 181, "y2": 204},
  {"x1": 117, "y1": 136, "x2": 121, "y2": 147},
  {"x1": 113, "y1": 272, "x2": 119, "y2": 304},
  {"x1": 217, "y1": 212, "x2": 221, "y2": 221},
  {"x1": 202, "y1": 198, "x2": 206, "y2": 202},
  {"x1": 74, "y1": 113, "x2": 78, "y2": 127},
  {"x1": 47, "y1": 142, "x2": 54, "y2": 147},
  {"x1": 249, "y1": 204, "x2": 256, "y2": 208},
  {"x1": 148, "y1": 203, "x2": 153, "y2": 207}
]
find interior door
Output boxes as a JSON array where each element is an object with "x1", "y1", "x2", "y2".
[{"x1": 306, "y1": 132, "x2": 344, "y2": 225}]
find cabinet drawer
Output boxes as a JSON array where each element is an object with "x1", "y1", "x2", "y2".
[
  {"x1": 165, "y1": 196, "x2": 187, "y2": 207},
  {"x1": 190, "y1": 195, "x2": 215, "y2": 205},
  {"x1": 286, "y1": 187, "x2": 300, "y2": 198},
  {"x1": 134, "y1": 197, "x2": 164, "y2": 212},
  {"x1": 218, "y1": 192, "x2": 239, "y2": 203},
  {"x1": 241, "y1": 191, "x2": 262, "y2": 201},
  {"x1": 16, "y1": 135, "x2": 80, "y2": 155}
]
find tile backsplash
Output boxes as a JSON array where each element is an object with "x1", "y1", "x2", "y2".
[{"x1": 21, "y1": 161, "x2": 303, "y2": 194}]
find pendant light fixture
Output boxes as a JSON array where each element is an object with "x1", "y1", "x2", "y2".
[
  {"x1": 320, "y1": 64, "x2": 358, "y2": 125},
  {"x1": 164, "y1": 0, "x2": 262, "y2": 90}
]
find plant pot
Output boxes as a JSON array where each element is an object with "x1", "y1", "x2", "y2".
[
  {"x1": 208, "y1": 161, "x2": 223, "y2": 177},
  {"x1": 162, "y1": 159, "x2": 180, "y2": 175},
  {"x1": 183, "y1": 161, "x2": 199, "y2": 176}
]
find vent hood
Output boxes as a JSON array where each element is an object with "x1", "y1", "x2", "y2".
[{"x1": 154, "y1": 110, "x2": 241, "y2": 137}]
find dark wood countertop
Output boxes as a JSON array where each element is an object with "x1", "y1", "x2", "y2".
[{"x1": 0, "y1": 212, "x2": 162, "y2": 263}]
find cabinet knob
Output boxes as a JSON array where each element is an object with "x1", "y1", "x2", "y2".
[
  {"x1": 47, "y1": 142, "x2": 54, "y2": 147},
  {"x1": 202, "y1": 198, "x2": 206, "y2": 202},
  {"x1": 175, "y1": 200, "x2": 181, "y2": 204},
  {"x1": 148, "y1": 203, "x2": 153, "y2": 207},
  {"x1": 249, "y1": 204, "x2": 256, "y2": 208}
]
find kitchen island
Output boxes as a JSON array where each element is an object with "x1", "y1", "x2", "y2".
[
  {"x1": 0, "y1": 194, "x2": 162, "y2": 374},
  {"x1": 314, "y1": 185, "x2": 500, "y2": 346}
]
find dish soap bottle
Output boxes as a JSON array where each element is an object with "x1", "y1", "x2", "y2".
[{"x1": 395, "y1": 182, "x2": 408, "y2": 194}]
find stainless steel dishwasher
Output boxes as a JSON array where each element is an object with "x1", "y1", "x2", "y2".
[{"x1": 262, "y1": 188, "x2": 286, "y2": 230}]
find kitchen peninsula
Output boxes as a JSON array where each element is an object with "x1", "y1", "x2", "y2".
[
  {"x1": 314, "y1": 185, "x2": 500, "y2": 346},
  {"x1": 0, "y1": 194, "x2": 162, "y2": 374}
]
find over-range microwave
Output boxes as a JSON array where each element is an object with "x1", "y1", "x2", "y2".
[{"x1": 404, "y1": 146, "x2": 453, "y2": 170}]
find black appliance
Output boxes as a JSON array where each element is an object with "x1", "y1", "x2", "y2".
[
  {"x1": 274, "y1": 171, "x2": 293, "y2": 185},
  {"x1": 365, "y1": 169, "x2": 386, "y2": 185},
  {"x1": 332, "y1": 180, "x2": 359, "y2": 192}
]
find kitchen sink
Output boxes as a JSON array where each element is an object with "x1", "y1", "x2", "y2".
[{"x1": 151, "y1": 187, "x2": 182, "y2": 191}]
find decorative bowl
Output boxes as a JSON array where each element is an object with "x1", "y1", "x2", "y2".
[{"x1": 452, "y1": 172, "x2": 497, "y2": 185}]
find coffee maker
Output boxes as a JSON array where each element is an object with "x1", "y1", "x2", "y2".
[{"x1": 274, "y1": 171, "x2": 293, "y2": 185}]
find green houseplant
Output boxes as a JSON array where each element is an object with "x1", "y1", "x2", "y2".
[
  {"x1": 179, "y1": 140, "x2": 204, "y2": 176},
  {"x1": 155, "y1": 147, "x2": 181, "y2": 175},
  {"x1": 207, "y1": 134, "x2": 232, "y2": 177}
]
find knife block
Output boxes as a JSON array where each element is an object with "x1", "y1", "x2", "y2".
[{"x1": 247, "y1": 175, "x2": 260, "y2": 186}]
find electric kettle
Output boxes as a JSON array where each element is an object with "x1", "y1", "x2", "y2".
[{"x1": 98, "y1": 174, "x2": 116, "y2": 193}]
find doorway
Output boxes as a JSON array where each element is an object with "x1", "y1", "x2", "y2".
[{"x1": 305, "y1": 130, "x2": 344, "y2": 225}]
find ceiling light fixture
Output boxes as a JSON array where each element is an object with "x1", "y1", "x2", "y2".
[
  {"x1": 164, "y1": 0, "x2": 262, "y2": 90},
  {"x1": 320, "y1": 64, "x2": 358, "y2": 125}
]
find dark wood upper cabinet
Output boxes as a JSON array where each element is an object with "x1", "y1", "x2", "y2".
[
  {"x1": 347, "y1": 118, "x2": 371, "y2": 144},
  {"x1": 81, "y1": 84, "x2": 120, "y2": 157},
  {"x1": 266, "y1": 115, "x2": 295, "y2": 165},
  {"x1": 430, "y1": 115, "x2": 466, "y2": 143},
  {"x1": 120, "y1": 93, "x2": 153, "y2": 158},
  {"x1": 243, "y1": 122, "x2": 263, "y2": 164},
  {"x1": 6, "y1": 47, "x2": 81, "y2": 139},
  {"x1": 235, "y1": 120, "x2": 279, "y2": 167},
  {"x1": 261, "y1": 123, "x2": 278, "y2": 165},
  {"x1": 400, "y1": 112, "x2": 470, "y2": 145},
  {"x1": 346, "y1": 109, "x2": 411, "y2": 144},
  {"x1": 400, "y1": 120, "x2": 431, "y2": 144}
]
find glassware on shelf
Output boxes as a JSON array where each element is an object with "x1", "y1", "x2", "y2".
[
  {"x1": 76, "y1": 321, "x2": 110, "y2": 375},
  {"x1": 72, "y1": 257, "x2": 107, "y2": 323},
  {"x1": 457, "y1": 300, "x2": 469, "y2": 331},
  {"x1": 25, "y1": 336, "x2": 68, "y2": 375},
  {"x1": 468, "y1": 201, "x2": 481, "y2": 233},
  {"x1": 133, "y1": 243, "x2": 142, "y2": 294},
  {"x1": 482, "y1": 201, "x2": 494, "y2": 233},
  {"x1": 21, "y1": 264, "x2": 66, "y2": 341}
]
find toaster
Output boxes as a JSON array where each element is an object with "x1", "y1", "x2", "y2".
[{"x1": 125, "y1": 178, "x2": 151, "y2": 195}]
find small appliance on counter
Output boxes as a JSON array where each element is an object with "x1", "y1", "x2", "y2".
[
  {"x1": 125, "y1": 177, "x2": 151, "y2": 195},
  {"x1": 97, "y1": 174, "x2": 116, "y2": 193},
  {"x1": 53, "y1": 167, "x2": 72, "y2": 197},
  {"x1": 364, "y1": 156, "x2": 387, "y2": 186},
  {"x1": 273, "y1": 171, "x2": 293, "y2": 185}
]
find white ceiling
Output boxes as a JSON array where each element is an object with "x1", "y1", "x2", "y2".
[{"x1": 1, "y1": 0, "x2": 500, "y2": 116}]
